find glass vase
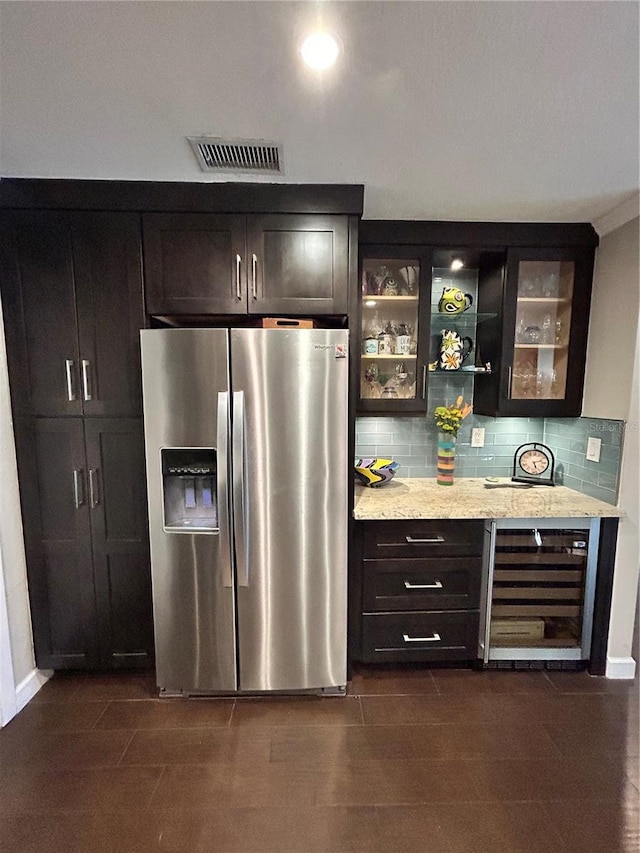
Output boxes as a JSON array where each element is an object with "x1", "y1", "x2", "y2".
[{"x1": 437, "y1": 432, "x2": 456, "y2": 485}]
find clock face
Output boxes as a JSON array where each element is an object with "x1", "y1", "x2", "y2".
[{"x1": 519, "y1": 448, "x2": 550, "y2": 476}]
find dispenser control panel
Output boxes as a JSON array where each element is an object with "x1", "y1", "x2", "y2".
[{"x1": 161, "y1": 448, "x2": 218, "y2": 533}]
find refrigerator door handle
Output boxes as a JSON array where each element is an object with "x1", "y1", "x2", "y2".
[
  {"x1": 232, "y1": 390, "x2": 249, "y2": 587},
  {"x1": 217, "y1": 392, "x2": 233, "y2": 588}
]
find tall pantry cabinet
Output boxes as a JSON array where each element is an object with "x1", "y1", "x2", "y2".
[{"x1": 0, "y1": 211, "x2": 153, "y2": 670}]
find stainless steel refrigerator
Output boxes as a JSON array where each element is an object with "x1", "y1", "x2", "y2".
[{"x1": 140, "y1": 327, "x2": 349, "y2": 695}]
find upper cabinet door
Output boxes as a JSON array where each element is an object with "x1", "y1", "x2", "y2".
[
  {"x1": 72, "y1": 213, "x2": 145, "y2": 417},
  {"x1": 143, "y1": 213, "x2": 247, "y2": 315},
  {"x1": 357, "y1": 246, "x2": 432, "y2": 413},
  {"x1": 475, "y1": 247, "x2": 595, "y2": 417},
  {"x1": 0, "y1": 211, "x2": 83, "y2": 417},
  {"x1": 246, "y1": 214, "x2": 349, "y2": 315}
]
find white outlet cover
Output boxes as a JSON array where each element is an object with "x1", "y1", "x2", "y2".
[
  {"x1": 471, "y1": 428, "x2": 485, "y2": 448},
  {"x1": 586, "y1": 436, "x2": 601, "y2": 462}
]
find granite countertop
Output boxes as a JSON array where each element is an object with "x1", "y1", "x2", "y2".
[{"x1": 353, "y1": 477, "x2": 623, "y2": 520}]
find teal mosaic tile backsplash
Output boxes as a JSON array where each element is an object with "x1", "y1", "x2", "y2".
[
  {"x1": 544, "y1": 417, "x2": 624, "y2": 505},
  {"x1": 355, "y1": 412, "x2": 624, "y2": 505}
]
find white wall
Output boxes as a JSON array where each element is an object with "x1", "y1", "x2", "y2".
[
  {"x1": 583, "y1": 216, "x2": 639, "y2": 419},
  {"x1": 0, "y1": 299, "x2": 36, "y2": 690},
  {"x1": 584, "y1": 214, "x2": 640, "y2": 677},
  {"x1": 607, "y1": 327, "x2": 639, "y2": 675}
]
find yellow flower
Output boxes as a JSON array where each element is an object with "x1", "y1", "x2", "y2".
[{"x1": 433, "y1": 399, "x2": 472, "y2": 437}]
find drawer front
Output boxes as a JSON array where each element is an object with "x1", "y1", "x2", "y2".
[
  {"x1": 363, "y1": 557, "x2": 482, "y2": 612},
  {"x1": 363, "y1": 520, "x2": 484, "y2": 559},
  {"x1": 361, "y1": 611, "x2": 480, "y2": 663}
]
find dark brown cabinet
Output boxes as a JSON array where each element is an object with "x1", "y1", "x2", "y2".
[
  {"x1": 357, "y1": 246, "x2": 432, "y2": 413},
  {"x1": 353, "y1": 519, "x2": 484, "y2": 664},
  {"x1": 143, "y1": 213, "x2": 350, "y2": 316},
  {"x1": 25, "y1": 418, "x2": 152, "y2": 670},
  {"x1": 357, "y1": 222, "x2": 598, "y2": 417},
  {"x1": 474, "y1": 247, "x2": 596, "y2": 417},
  {"x1": 0, "y1": 209, "x2": 151, "y2": 671},
  {"x1": 0, "y1": 211, "x2": 144, "y2": 418}
]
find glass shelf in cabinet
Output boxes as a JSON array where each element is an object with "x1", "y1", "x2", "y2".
[
  {"x1": 363, "y1": 295, "x2": 419, "y2": 302},
  {"x1": 361, "y1": 354, "x2": 418, "y2": 360},
  {"x1": 513, "y1": 344, "x2": 568, "y2": 350},
  {"x1": 430, "y1": 310, "x2": 497, "y2": 324},
  {"x1": 428, "y1": 365, "x2": 492, "y2": 375},
  {"x1": 516, "y1": 297, "x2": 571, "y2": 304}
]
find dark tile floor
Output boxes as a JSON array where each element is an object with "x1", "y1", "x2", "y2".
[{"x1": 0, "y1": 667, "x2": 638, "y2": 852}]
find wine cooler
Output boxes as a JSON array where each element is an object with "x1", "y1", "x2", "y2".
[{"x1": 480, "y1": 518, "x2": 600, "y2": 665}]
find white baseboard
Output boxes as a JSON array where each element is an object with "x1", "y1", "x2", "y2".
[
  {"x1": 14, "y1": 668, "x2": 52, "y2": 715},
  {"x1": 606, "y1": 656, "x2": 637, "y2": 680}
]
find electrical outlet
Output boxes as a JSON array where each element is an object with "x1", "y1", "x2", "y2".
[
  {"x1": 471, "y1": 427, "x2": 485, "y2": 448},
  {"x1": 586, "y1": 436, "x2": 601, "y2": 462}
]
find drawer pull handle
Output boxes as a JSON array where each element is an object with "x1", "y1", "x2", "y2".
[
  {"x1": 403, "y1": 633, "x2": 441, "y2": 643},
  {"x1": 405, "y1": 535, "x2": 445, "y2": 544},
  {"x1": 404, "y1": 580, "x2": 443, "y2": 590}
]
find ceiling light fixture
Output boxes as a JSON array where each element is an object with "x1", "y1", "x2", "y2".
[
  {"x1": 451, "y1": 259, "x2": 464, "y2": 271},
  {"x1": 300, "y1": 31, "x2": 340, "y2": 70}
]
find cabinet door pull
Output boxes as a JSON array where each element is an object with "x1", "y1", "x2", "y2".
[
  {"x1": 405, "y1": 535, "x2": 445, "y2": 544},
  {"x1": 421, "y1": 364, "x2": 427, "y2": 399},
  {"x1": 251, "y1": 253, "x2": 258, "y2": 299},
  {"x1": 72, "y1": 469, "x2": 84, "y2": 508},
  {"x1": 65, "y1": 359, "x2": 77, "y2": 401},
  {"x1": 235, "y1": 254, "x2": 242, "y2": 300},
  {"x1": 403, "y1": 633, "x2": 441, "y2": 643},
  {"x1": 507, "y1": 365, "x2": 513, "y2": 397},
  {"x1": 81, "y1": 359, "x2": 92, "y2": 401},
  {"x1": 404, "y1": 580, "x2": 443, "y2": 589},
  {"x1": 89, "y1": 468, "x2": 100, "y2": 508}
]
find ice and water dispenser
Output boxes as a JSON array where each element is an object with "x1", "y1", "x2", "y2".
[{"x1": 161, "y1": 448, "x2": 218, "y2": 532}]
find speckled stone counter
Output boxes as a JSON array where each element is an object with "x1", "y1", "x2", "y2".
[{"x1": 353, "y1": 477, "x2": 623, "y2": 520}]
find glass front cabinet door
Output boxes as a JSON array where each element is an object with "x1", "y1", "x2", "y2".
[
  {"x1": 475, "y1": 247, "x2": 595, "y2": 417},
  {"x1": 358, "y1": 248, "x2": 431, "y2": 412}
]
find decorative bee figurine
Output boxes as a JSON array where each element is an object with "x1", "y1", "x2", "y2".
[{"x1": 438, "y1": 286, "x2": 473, "y2": 314}]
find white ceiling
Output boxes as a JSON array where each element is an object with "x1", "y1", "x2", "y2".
[{"x1": 0, "y1": 1, "x2": 638, "y2": 225}]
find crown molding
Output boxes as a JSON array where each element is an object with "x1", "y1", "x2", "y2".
[{"x1": 593, "y1": 191, "x2": 640, "y2": 236}]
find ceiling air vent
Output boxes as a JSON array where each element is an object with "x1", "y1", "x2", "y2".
[{"x1": 187, "y1": 136, "x2": 284, "y2": 175}]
